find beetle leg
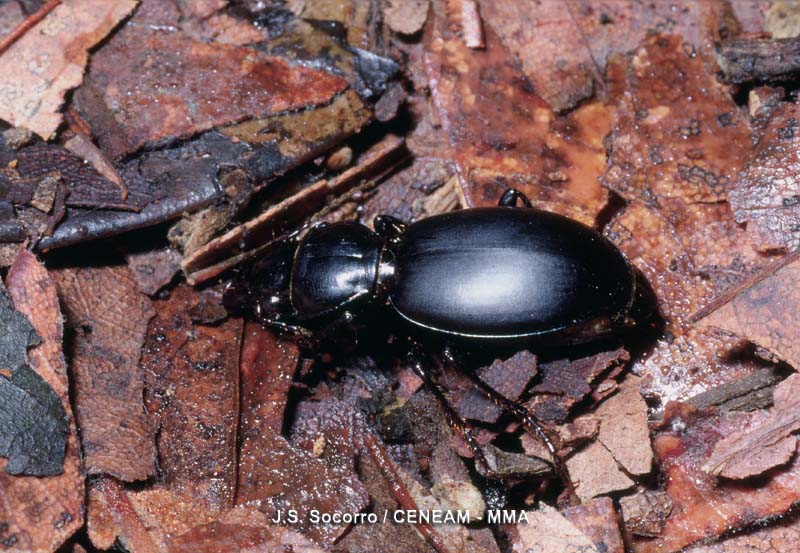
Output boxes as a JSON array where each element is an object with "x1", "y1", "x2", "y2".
[
  {"x1": 407, "y1": 346, "x2": 499, "y2": 479},
  {"x1": 498, "y1": 188, "x2": 533, "y2": 208},
  {"x1": 459, "y1": 368, "x2": 579, "y2": 504},
  {"x1": 374, "y1": 214, "x2": 407, "y2": 246}
]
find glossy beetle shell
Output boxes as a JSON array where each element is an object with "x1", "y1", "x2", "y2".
[
  {"x1": 291, "y1": 222, "x2": 381, "y2": 320},
  {"x1": 387, "y1": 207, "x2": 635, "y2": 342}
]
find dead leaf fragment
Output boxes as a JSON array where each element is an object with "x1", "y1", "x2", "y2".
[
  {"x1": 0, "y1": 0, "x2": 138, "y2": 139},
  {"x1": 79, "y1": 11, "x2": 349, "y2": 159},
  {"x1": 634, "y1": 402, "x2": 800, "y2": 552},
  {"x1": 2, "y1": 249, "x2": 83, "y2": 551},
  {"x1": 729, "y1": 101, "x2": 800, "y2": 252},
  {"x1": 566, "y1": 440, "x2": 635, "y2": 502},
  {"x1": 384, "y1": 0, "x2": 429, "y2": 35},
  {"x1": 697, "y1": 253, "x2": 800, "y2": 369},
  {"x1": 511, "y1": 504, "x2": 599, "y2": 553},
  {"x1": 703, "y1": 373, "x2": 800, "y2": 479},
  {"x1": 619, "y1": 489, "x2": 673, "y2": 537},
  {"x1": 424, "y1": 0, "x2": 610, "y2": 224},
  {"x1": 141, "y1": 284, "x2": 241, "y2": 508},
  {"x1": 53, "y1": 264, "x2": 156, "y2": 481},
  {"x1": 596, "y1": 375, "x2": 653, "y2": 476},
  {"x1": 562, "y1": 497, "x2": 625, "y2": 553}
]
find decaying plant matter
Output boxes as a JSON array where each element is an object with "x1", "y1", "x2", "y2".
[{"x1": 1, "y1": 1, "x2": 800, "y2": 552}]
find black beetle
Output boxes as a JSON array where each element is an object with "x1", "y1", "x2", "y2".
[{"x1": 224, "y1": 188, "x2": 655, "y2": 494}]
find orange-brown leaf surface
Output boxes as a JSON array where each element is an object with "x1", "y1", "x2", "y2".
[
  {"x1": 1, "y1": 249, "x2": 83, "y2": 552},
  {"x1": 141, "y1": 284, "x2": 242, "y2": 508},
  {"x1": 0, "y1": 0, "x2": 138, "y2": 139},
  {"x1": 53, "y1": 264, "x2": 156, "y2": 481}
]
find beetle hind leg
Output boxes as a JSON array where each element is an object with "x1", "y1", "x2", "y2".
[
  {"x1": 458, "y1": 364, "x2": 579, "y2": 505},
  {"x1": 407, "y1": 344, "x2": 499, "y2": 480},
  {"x1": 498, "y1": 188, "x2": 533, "y2": 208}
]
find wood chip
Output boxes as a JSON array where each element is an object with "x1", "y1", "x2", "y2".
[{"x1": 703, "y1": 373, "x2": 800, "y2": 479}]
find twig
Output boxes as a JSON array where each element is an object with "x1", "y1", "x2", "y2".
[{"x1": 0, "y1": 0, "x2": 62, "y2": 57}]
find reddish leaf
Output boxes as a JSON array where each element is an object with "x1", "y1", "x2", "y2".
[
  {"x1": 0, "y1": 249, "x2": 83, "y2": 552},
  {"x1": 142, "y1": 284, "x2": 242, "y2": 508},
  {"x1": 0, "y1": 0, "x2": 137, "y2": 139},
  {"x1": 53, "y1": 265, "x2": 156, "y2": 481}
]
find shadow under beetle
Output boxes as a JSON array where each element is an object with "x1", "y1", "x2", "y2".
[{"x1": 224, "y1": 188, "x2": 657, "y2": 501}]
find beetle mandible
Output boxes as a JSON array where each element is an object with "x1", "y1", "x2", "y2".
[{"x1": 224, "y1": 188, "x2": 656, "y2": 496}]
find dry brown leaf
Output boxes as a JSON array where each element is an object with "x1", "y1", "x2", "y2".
[
  {"x1": 53, "y1": 265, "x2": 156, "y2": 481},
  {"x1": 384, "y1": 0, "x2": 429, "y2": 35},
  {"x1": 562, "y1": 497, "x2": 625, "y2": 553},
  {"x1": 141, "y1": 284, "x2": 242, "y2": 508},
  {"x1": 634, "y1": 402, "x2": 800, "y2": 552},
  {"x1": 566, "y1": 440, "x2": 634, "y2": 502},
  {"x1": 88, "y1": 478, "x2": 323, "y2": 553},
  {"x1": 511, "y1": 504, "x2": 600, "y2": 553},
  {"x1": 696, "y1": 253, "x2": 800, "y2": 370},
  {"x1": 596, "y1": 375, "x2": 653, "y2": 476},
  {"x1": 424, "y1": 0, "x2": 610, "y2": 225},
  {"x1": 729, "y1": 101, "x2": 800, "y2": 252},
  {"x1": 703, "y1": 373, "x2": 800, "y2": 479},
  {"x1": 1, "y1": 249, "x2": 83, "y2": 552},
  {"x1": 0, "y1": 0, "x2": 138, "y2": 139}
]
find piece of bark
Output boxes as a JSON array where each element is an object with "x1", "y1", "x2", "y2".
[
  {"x1": 716, "y1": 38, "x2": 800, "y2": 84},
  {"x1": 0, "y1": 0, "x2": 138, "y2": 139},
  {"x1": 632, "y1": 402, "x2": 800, "y2": 552},
  {"x1": 510, "y1": 504, "x2": 600, "y2": 553},
  {"x1": 424, "y1": 0, "x2": 610, "y2": 226},
  {"x1": 729, "y1": 101, "x2": 800, "y2": 252},
  {"x1": 1, "y1": 249, "x2": 83, "y2": 551},
  {"x1": 703, "y1": 373, "x2": 800, "y2": 479},
  {"x1": 141, "y1": 284, "x2": 241, "y2": 508},
  {"x1": 688, "y1": 366, "x2": 784, "y2": 413},
  {"x1": 619, "y1": 489, "x2": 673, "y2": 537},
  {"x1": 695, "y1": 252, "x2": 800, "y2": 370},
  {"x1": 595, "y1": 375, "x2": 653, "y2": 476},
  {"x1": 562, "y1": 497, "x2": 625, "y2": 553},
  {"x1": 566, "y1": 440, "x2": 635, "y2": 502},
  {"x1": 182, "y1": 134, "x2": 405, "y2": 283},
  {"x1": 77, "y1": 8, "x2": 348, "y2": 160},
  {"x1": 53, "y1": 265, "x2": 156, "y2": 481},
  {"x1": 384, "y1": 0, "x2": 429, "y2": 35}
]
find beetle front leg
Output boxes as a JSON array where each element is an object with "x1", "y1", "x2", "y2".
[
  {"x1": 498, "y1": 188, "x2": 533, "y2": 208},
  {"x1": 407, "y1": 344, "x2": 499, "y2": 479}
]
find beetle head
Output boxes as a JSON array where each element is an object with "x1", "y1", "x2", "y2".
[{"x1": 223, "y1": 235, "x2": 299, "y2": 326}]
